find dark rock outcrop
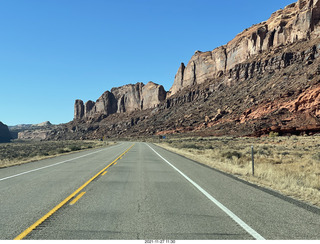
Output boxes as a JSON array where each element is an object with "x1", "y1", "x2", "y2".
[{"x1": 0, "y1": 122, "x2": 11, "y2": 143}]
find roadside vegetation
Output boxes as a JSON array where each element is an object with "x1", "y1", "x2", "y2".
[
  {"x1": 155, "y1": 135, "x2": 320, "y2": 208},
  {"x1": 0, "y1": 140, "x2": 115, "y2": 168}
]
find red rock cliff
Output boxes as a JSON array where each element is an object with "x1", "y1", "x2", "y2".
[{"x1": 169, "y1": 0, "x2": 320, "y2": 95}]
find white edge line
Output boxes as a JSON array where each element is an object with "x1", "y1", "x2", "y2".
[
  {"x1": 146, "y1": 143, "x2": 265, "y2": 240},
  {"x1": 0, "y1": 143, "x2": 123, "y2": 182}
]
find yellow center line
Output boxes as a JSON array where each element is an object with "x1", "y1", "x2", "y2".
[
  {"x1": 101, "y1": 171, "x2": 108, "y2": 176},
  {"x1": 69, "y1": 192, "x2": 86, "y2": 205},
  {"x1": 14, "y1": 144, "x2": 135, "y2": 240}
]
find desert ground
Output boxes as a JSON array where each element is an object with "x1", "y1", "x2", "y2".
[
  {"x1": 154, "y1": 135, "x2": 320, "y2": 208},
  {"x1": 0, "y1": 140, "x2": 115, "y2": 168}
]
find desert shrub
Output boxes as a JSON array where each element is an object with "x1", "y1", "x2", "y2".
[
  {"x1": 222, "y1": 150, "x2": 242, "y2": 159},
  {"x1": 257, "y1": 149, "x2": 270, "y2": 156},
  {"x1": 57, "y1": 148, "x2": 67, "y2": 154},
  {"x1": 68, "y1": 145, "x2": 81, "y2": 151},
  {"x1": 205, "y1": 144, "x2": 214, "y2": 149},
  {"x1": 312, "y1": 152, "x2": 320, "y2": 161},
  {"x1": 180, "y1": 142, "x2": 202, "y2": 150},
  {"x1": 29, "y1": 152, "x2": 38, "y2": 157},
  {"x1": 269, "y1": 132, "x2": 279, "y2": 137}
]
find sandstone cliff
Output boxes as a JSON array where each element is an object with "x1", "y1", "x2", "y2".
[
  {"x1": 46, "y1": 0, "x2": 320, "y2": 140},
  {"x1": 74, "y1": 81, "x2": 166, "y2": 120},
  {"x1": 170, "y1": 0, "x2": 320, "y2": 95},
  {"x1": 0, "y1": 122, "x2": 11, "y2": 143}
]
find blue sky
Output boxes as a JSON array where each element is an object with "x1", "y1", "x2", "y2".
[{"x1": 0, "y1": 0, "x2": 294, "y2": 125}]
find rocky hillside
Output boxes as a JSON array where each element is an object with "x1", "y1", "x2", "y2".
[
  {"x1": 45, "y1": 0, "x2": 320, "y2": 140},
  {"x1": 0, "y1": 122, "x2": 11, "y2": 143},
  {"x1": 169, "y1": 0, "x2": 320, "y2": 95}
]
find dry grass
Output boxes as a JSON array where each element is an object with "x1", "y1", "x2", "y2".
[
  {"x1": 0, "y1": 140, "x2": 116, "y2": 168},
  {"x1": 156, "y1": 135, "x2": 320, "y2": 208}
]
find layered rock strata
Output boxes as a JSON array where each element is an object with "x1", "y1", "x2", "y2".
[
  {"x1": 170, "y1": 0, "x2": 320, "y2": 95},
  {"x1": 74, "y1": 82, "x2": 166, "y2": 120},
  {"x1": 46, "y1": 0, "x2": 320, "y2": 140}
]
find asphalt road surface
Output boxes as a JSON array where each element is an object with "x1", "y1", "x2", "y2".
[{"x1": 0, "y1": 142, "x2": 319, "y2": 240}]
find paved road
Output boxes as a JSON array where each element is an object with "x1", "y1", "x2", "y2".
[{"x1": 0, "y1": 142, "x2": 319, "y2": 240}]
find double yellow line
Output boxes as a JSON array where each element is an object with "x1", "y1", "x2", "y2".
[{"x1": 14, "y1": 144, "x2": 134, "y2": 240}]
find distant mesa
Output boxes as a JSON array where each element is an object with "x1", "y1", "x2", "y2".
[
  {"x1": 9, "y1": 121, "x2": 53, "y2": 140},
  {"x1": 32, "y1": 121, "x2": 52, "y2": 127}
]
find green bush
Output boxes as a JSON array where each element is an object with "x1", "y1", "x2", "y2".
[{"x1": 269, "y1": 131, "x2": 279, "y2": 137}]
